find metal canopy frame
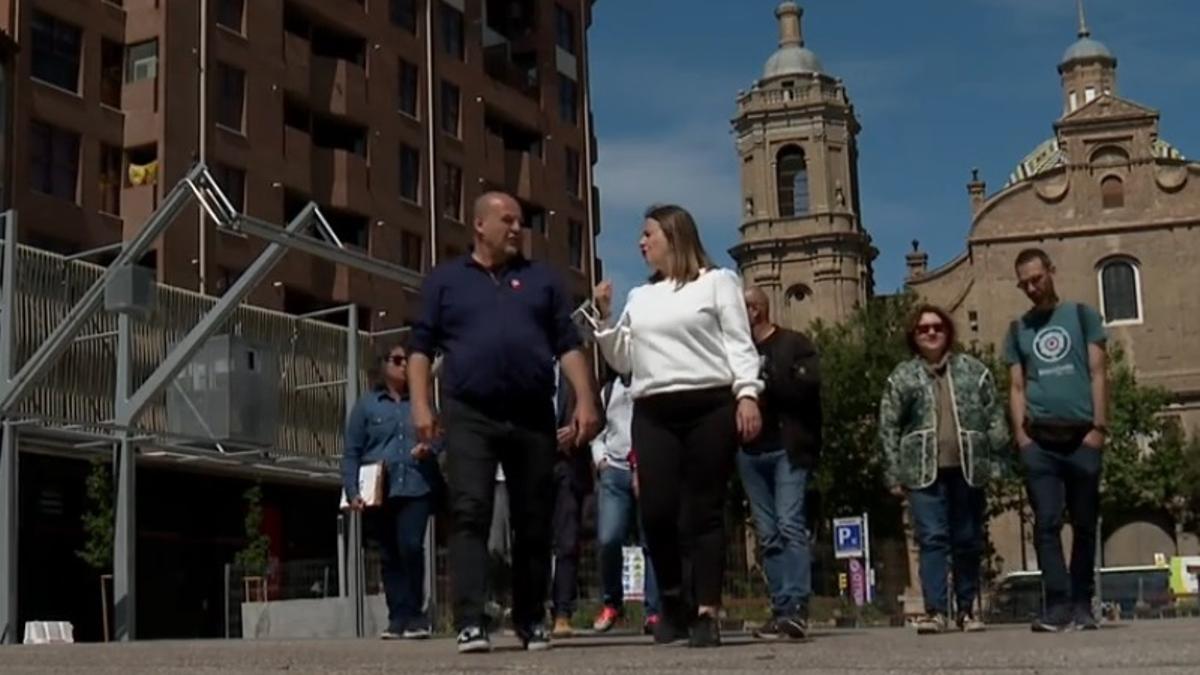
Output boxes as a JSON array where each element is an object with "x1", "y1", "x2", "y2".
[{"x1": 0, "y1": 163, "x2": 423, "y2": 644}]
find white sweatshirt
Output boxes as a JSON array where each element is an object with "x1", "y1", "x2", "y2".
[
  {"x1": 594, "y1": 268, "x2": 763, "y2": 401},
  {"x1": 590, "y1": 377, "x2": 634, "y2": 470}
]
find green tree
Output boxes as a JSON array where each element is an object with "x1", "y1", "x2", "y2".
[
  {"x1": 77, "y1": 458, "x2": 115, "y2": 572},
  {"x1": 1099, "y1": 344, "x2": 1190, "y2": 529},
  {"x1": 810, "y1": 292, "x2": 915, "y2": 535},
  {"x1": 233, "y1": 484, "x2": 271, "y2": 575}
]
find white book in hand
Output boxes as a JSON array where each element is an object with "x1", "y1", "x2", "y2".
[{"x1": 339, "y1": 462, "x2": 386, "y2": 509}]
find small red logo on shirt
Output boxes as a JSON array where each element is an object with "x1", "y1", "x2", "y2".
[{"x1": 510, "y1": 279, "x2": 522, "y2": 290}]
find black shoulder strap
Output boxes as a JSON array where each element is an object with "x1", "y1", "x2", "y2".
[{"x1": 602, "y1": 379, "x2": 615, "y2": 409}]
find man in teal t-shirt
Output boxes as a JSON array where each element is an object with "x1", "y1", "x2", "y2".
[{"x1": 1005, "y1": 248, "x2": 1108, "y2": 634}]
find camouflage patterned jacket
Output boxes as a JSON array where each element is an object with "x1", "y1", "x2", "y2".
[{"x1": 878, "y1": 353, "x2": 1010, "y2": 489}]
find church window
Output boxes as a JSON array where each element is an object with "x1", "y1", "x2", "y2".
[
  {"x1": 1084, "y1": 86, "x2": 1097, "y2": 103},
  {"x1": 1068, "y1": 91, "x2": 1078, "y2": 111},
  {"x1": 1100, "y1": 175, "x2": 1124, "y2": 209},
  {"x1": 776, "y1": 146, "x2": 809, "y2": 217},
  {"x1": 1097, "y1": 257, "x2": 1142, "y2": 324}
]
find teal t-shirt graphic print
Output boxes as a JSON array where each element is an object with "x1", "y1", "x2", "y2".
[{"x1": 1004, "y1": 302, "x2": 1106, "y2": 423}]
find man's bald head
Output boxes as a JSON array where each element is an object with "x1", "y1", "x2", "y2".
[
  {"x1": 473, "y1": 191, "x2": 519, "y2": 222},
  {"x1": 744, "y1": 286, "x2": 771, "y2": 328},
  {"x1": 472, "y1": 190, "x2": 523, "y2": 264}
]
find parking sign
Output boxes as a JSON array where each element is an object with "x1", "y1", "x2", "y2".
[{"x1": 833, "y1": 516, "x2": 864, "y2": 559}]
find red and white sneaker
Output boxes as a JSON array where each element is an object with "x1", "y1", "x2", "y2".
[
  {"x1": 642, "y1": 613, "x2": 660, "y2": 635},
  {"x1": 592, "y1": 606, "x2": 622, "y2": 633}
]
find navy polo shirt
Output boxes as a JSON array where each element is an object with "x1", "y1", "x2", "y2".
[{"x1": 409, "y1": 254, "x2": 582, "y2": 409}]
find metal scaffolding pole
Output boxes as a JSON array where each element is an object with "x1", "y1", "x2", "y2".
[
  {"x1": 344, "y1": 306, "x2": 366, "y2": 638},
  {"x1": 112, "y1": 313, "x2": 136, "y2": 641},
  {"x1": 1, "y1": 211, "x2": 19, "y2": 645},
  {"x1": 0, "y1": 167, "x2": 204, "y2": 414},
  {"x1": 115, "y1": 204, "x2": 322, "y2": 428}
]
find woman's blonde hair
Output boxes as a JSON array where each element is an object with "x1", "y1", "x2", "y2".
[{"x1": 645, "y1": 204, "x2": 716, "y2": 286}]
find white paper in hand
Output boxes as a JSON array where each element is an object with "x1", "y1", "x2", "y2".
[{"x1": 339, "y1": 462, "x2": 385, "y2": 509}]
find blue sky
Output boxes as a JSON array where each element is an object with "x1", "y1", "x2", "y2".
[{"x1": 587, "y1": 0, "x2": 1200, "y2": 300}]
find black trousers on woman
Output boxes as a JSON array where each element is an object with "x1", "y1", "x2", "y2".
[{"x1": 631, "y1": 387, "x2": 737, "y2": 613}]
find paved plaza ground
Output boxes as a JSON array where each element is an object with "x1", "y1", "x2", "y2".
[{"x1": 1, "y1": 618, "x2": 1197, "y2": 674}]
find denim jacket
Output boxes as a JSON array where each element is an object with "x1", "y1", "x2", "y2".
[
  {"x1": 878, "y1": 353, "x2": 1010, "y2": 489},
  {"x1": 342, "y1": 389, "x2": 442, "y2": 500}
]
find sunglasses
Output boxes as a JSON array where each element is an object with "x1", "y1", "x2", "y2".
[
  {"x1": 915, "y1": 323, "x2": 946, "y2": 335},
  {"x1": 388, "y1": 355, "x2": 408, "y2": 366}
]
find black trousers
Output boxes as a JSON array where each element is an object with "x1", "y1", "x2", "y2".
[
  {"x1": 632, "y1": 387, "x2": 737, "y2": 610},
  {"x1": 551, "y1": 458, "x2": 584, "y2": 619},
  {"x1": 444, "y1": 397, "x2": 557, "y2": 632}
]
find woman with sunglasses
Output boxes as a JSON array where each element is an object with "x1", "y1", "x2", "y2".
[
  {"x1": 343, "y1": 340, "x2": 443, "y2": 639},
  {"x1": 878, "y1": 304, "x2": 1009, "y2": 635}
]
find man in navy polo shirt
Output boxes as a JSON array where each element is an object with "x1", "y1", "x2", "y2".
[{"x1": 408, "y1": 191, "x2": 600, "y2": 653}]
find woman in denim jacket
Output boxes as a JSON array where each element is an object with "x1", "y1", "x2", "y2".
[
  {"x1": 878, "y1": 305, "x2": 1009, "y2": 635},
  {"x1": 343, "y1": 340, "x2": 443, "y2": 639}
]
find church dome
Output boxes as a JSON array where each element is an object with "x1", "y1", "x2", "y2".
[
  {"x1": 764, "y1": 46, "x2": 824, "y2": 79},
  {"x1": 1061, "y1": 36, "x2": 1114, "y2": 66},
  {"x1": 762, "y1": 2, "x2": 824, "y2": 79}
]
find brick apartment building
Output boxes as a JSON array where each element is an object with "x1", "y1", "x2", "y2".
[
  {"x1": 0, "y1": 0, "x2": 600, "y2": 641},
  {"x1": 1, "y1": 0, "x2": 599, "y2": 328}
]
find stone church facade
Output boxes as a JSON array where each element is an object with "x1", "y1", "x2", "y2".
[
  {"x1": 905, "y1": 13, "x2": 1200, "y2": 437},
  {"x1": 729, "y1": 2, "x2": 876, "y2": 330},
  {"x1": 906, "y1": 10, "x2": 1200, "y2": 570}
]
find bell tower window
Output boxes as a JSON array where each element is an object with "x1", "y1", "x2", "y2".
[{"x1": 776, "y1": 146, "x2": 808, "y2": 217}]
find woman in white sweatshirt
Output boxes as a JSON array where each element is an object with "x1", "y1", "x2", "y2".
[{"x1": 592, "y1": 204, "x2": 762, "y2": 648}]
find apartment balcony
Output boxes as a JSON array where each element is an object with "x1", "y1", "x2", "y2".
[
  {"x1": 123, "y1": 78, "x2": 158, "y2": 148},
  {"x1": 283, "y1": 32, "x2": 311, "y2": 95},
  {"x1": 503, "y1": 150, "x2": 543, "y2": 202},
  {"x1": 311, "y1": 148, "x2": 370, "y2": 212},
  {"x1": 121, "y1": 183, "x2": 158, "y2": 231},
  {"x1": 480, "y1": 132, "x2": 506, "y2": 187},
  {"x1": 311, "y1": 56, "x2": 368, "y2": 122},
  {"x1": 282, "y1": 126, "x2": 312, "y2": 193}
]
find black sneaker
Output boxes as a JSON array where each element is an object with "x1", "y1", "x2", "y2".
[
  {"x1": 1073, "y1": 604, "x2": 1099, "y2": 631},
  {"x1": 778, "y1": 614, "x2": 809, "y2": 639},
  {"x1": 688, "y1": 613, "x2": 721, "y2": 648},
  {"x1": 456, "y1": 626, "x2": 491, "y2": 653},
  {"x1": 515, "y1": 623, "x2": 552, "y2": 651},
  {"x1": 1031, "y1": 606, "x2": 1072, "y2": 633},
  {"x1": 753, "y1": 617, "x2": 782, "y2": 640},
  {"x1": 654, "y1": 596, "x2": 690, "y2": 645}
]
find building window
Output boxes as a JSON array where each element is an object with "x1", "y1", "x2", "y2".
[
  {"x1": 1068, "y1": 90, "x2": 1078, "y2": 112},
  {"x1": 399, "y1": 143, "x2": 420, "y2": 203},
  {"x1": 400, "y1": 231, "x2": 423, "y2": 271},
  {"x1": 101, "y1": 39, "x2": 123, "y2": 108},
  {"x1": 212, "y1": 163, "x2": 246, "y2": 211},
  {"x1": 567, "y1": 219, "x2": 584, "y2": 269},
  {"x1": 440, "y1": 80, "x2": 460, "y2": 137},
  {"x1": 126, "y1": 40, "x2": 159, "y2": 82},
  {"x1": 555, "y1": 5, "x2": 576, "y2": 54},
  {"x1": 564, "y1": 147, "x2": 582, "y2": 199},
  {"x1": 776, "y1": 146, "x2": 809, "y2": 217},
  {"x1": 442, "y1": 162, "x2": 463, "y2": 221},
  {"x1": 31, "y1": 11, "x2": 81, "y2": 92},
  {"x1": 1098, "y1": 258, "x2": 1142, "y2": 324},
  {"x1": 29, "y1": 121, "x2": 80, "y2": 202},
  {"x1": 398, "y1": 58, "x2": 419, "y2": 118},
  {"x1": 217, "y1": 0, "x2": 245, "y2": 33},
  {"x1": 216, "y1": 63, "x2": 246, "y2": 132},
  {"x1": 99, "y1": 144, "x2": 122, "y2": 216},
  {"x1": 528, "y1": 210, "x2": 546, "y2": 236},
  {"x1": 440, "y1": 3, "x2": 464, "y2": 60},
  {"x1": 390, "y1": 0, "x2": 417, "y2": 33},
  {"x1": 1084, "y1": 86, "x2": 1097, "y2": 103},
  {"x1": 558, "y1": 75, "x2": 578, "y2": 125},
  {"x1": 1101, "y1": 175, "x2": 1124, "y2": 209}
]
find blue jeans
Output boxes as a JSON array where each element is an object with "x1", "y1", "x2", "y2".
[
  {"x1": 735, "y1": 449, "x2": 811, "y2": 617},
  {"x1": 596, "y1": 466, "x2": 659, "y2": 616},
  {"x1": 1020, "y1": 440, "x2": 1102, "y2": 612},
  {"x1": 371, "y1": 495, "x2": 433, "y2": 631},
  {"x1": 908, "y1": 468, "x2": 985, "y2": 616}
]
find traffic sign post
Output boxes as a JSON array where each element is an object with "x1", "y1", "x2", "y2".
[
  {"x1": 834, "y1": 514, "x2": 873, "y2": 608},
  {"x1": 833, "y1": 517, "x2": 865, "y2": 559}
]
